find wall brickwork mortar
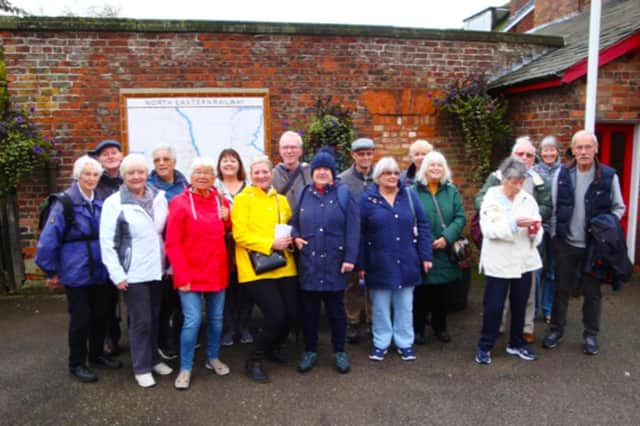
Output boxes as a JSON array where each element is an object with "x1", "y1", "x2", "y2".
[{"x1": 0, "y1": 18, "x2": 560, "y2": 277}]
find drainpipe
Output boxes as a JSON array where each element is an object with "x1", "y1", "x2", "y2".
[{"x1": 584, "y1": 0, "x2": 601, "y2": 132}]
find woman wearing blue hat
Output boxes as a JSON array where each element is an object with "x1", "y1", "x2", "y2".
[{"x1": 290, "y1": 148, "x2": 360, "y2": 374}]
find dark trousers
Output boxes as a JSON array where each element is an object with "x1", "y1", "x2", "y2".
[
  {"x1": 121, "y1": 282, "x2": 163, "y2": 374},
  {"x1": 478, "y1": 273, "x2": 532, "y2": 351},
  {"x1": 223, "y1": 270, "x2": 253, "y2": 335},
  {"x1": 65, "y1": 284, "x2": 110, "y2": 368},
  {"x1": 104, "y1": 282, "x2": 121, "y2": 346},
  {"x1": 158, "y1": 274, "x2": 182, "y2": 352},
  {"x1": 551, "y1": 238, "x2": 602, "y2": 337},
  {"x1": 245, "y1": 277, "x2": 297, "y2": 361},
  {"x1": 414, "y1": 283, "x2": 451, "y2": 334},
  {"x1": 301, "y1": 289, "x2": 346, "y2": 353}
]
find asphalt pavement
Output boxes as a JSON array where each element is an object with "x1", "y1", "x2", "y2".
[{"x1": 1, "y1": 278, "x2": 639, "y2": 425}]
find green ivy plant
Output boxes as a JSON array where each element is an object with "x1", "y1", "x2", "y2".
[
  {"x1": 294, "y1": 97, "x2": 355, "y2": 172},
  {"x1": 434, "y1": 77, "x2": 512, "y2": 185},
  {"x1": 0, "y1": 104, "x2": 58, "y2": 198}
]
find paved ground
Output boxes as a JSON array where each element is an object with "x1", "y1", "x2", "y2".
[{"x1": 1, "y1": 278, "x2": 639, "y2": 425}]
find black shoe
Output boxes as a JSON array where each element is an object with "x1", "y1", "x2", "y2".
[
  {"x1": 434, "y1": 330, "x2": 451, "y2": 343},
  {"x1": 245, "y1": 360, "x2": 269, "y2": 383},
  {"x1": 267, "y1": 347, "x2": 288, "y2": 364},
  {"x1": 70, "y1": 365, "x2": 98, "y2": 382},
  {"x1": 346, "y1": 324, "x2": 360, "y2": 344},
  {"x1": 91, "y1": 355, "x2": 122, "y2": 369},
  {"x1": 583, "y1": 335, "x2": 599, "y2": 355},
  {"x1": 414, "y1": 332, "x2": 426, "y2": 345},
  {"x1": 542, "y1": 331, "x2": 563, "y2": 349}
]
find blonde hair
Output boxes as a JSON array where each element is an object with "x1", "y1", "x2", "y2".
[
  {"x1": 416, "y1": 151, "x2": 451, "y2": 185},
  {"x1": 249, "y1": 155, "x2": 273, "y2": 173},
  {"x1": 409, "y1": 139, "x2": 434, "y2": 158}
]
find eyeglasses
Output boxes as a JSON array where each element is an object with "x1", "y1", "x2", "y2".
[
  {"x1": 514, "y1": 152, "x2": 535, "y2": 159},
  {"x1": 280, "y1": 145, "x2": 301, "y2": 151},
  {"x1": 381, "y1": 170, "x2": 400, "y2": 176}
]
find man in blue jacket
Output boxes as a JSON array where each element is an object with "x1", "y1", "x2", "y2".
[
  {"x1": 544, "y1": 130, "x2": 625, "y2": 355},
  {"x1": 147, "y1": 146, "x2": 188, "y2": 360}
]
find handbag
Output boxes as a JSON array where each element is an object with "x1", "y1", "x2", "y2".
[
  {"x1": 247, "y1": 191, "x2": 288, "y2": 274},
  {"x1": 430, "y1": 192, "x2": 471, "y2": 264},
  {"x1": 248, "y1": 250, "x2": 287, "y2": 274}
]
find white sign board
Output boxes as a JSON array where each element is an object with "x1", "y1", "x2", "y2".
[{"x1": 122, "y1": 90, "x2": 269, "y2": 175}]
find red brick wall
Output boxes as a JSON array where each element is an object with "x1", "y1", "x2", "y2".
[
  {"x1": 510, "y1": 12, "x2": 535, "y2": 33},
  {"x1": 506, "y1": 48, "x2": 640, "y2": 264},
  {"x1": 506, "y1": 48, "x2": 640, "y2": 150},
  {"x1": 534, "y1": 0, "x2": 588, "y2": 28},
  {"x1": 0, "y1": 23, "x2": 554, "y2": 279}
]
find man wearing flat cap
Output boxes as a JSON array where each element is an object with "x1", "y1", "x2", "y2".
[
  {"x1": 338, "y1": 137, "x2": 376, "y2": 343},
  {"x1": 91, "y1": 139, "x2": 124, "y2": 355}
]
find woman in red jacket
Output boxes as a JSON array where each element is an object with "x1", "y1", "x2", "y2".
[{"x1": 165, "y1": 157, "x2": 231, "y2": 390}]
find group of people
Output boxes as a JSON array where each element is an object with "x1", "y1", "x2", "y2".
[{"x1": 35, "y1": 127, "x2": 626, "y2": 389}]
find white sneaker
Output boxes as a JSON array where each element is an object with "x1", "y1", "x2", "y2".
[
  {"x1": 205, "y1": 358, "x2": 230, "y2": 376},
  {"x1": 152, "y1": 362, "x2": 173, "y2": 376},
  {"x1": 135, "y1": 373, "x2": 156, "y2": 388},
  {"x1": 174, "y1": 370, "x2": 191, "y2": 390}
]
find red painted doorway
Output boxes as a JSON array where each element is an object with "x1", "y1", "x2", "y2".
[{"x1": 595, "y1": 123, "x2": 634, "y2": 234}]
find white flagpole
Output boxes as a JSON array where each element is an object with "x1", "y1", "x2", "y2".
[{"x1": 584, "y1": 0, "x2": 602, "y2": 132}]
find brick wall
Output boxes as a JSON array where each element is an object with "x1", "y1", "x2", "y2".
[
  {"x1": 534, "y1": 0, "x2": 589, "y2": 28},
  {"x1": 0, "y1": 18, "x2": 558, "y2": 280},
  {"x1": 506, "y1": 48, "x2": 640, "y2": 150},
  {"x1": 505, "y1": 49, "x2": 640, "y2": 263}
]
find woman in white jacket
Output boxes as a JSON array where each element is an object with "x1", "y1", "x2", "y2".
[
  {"x1": 475, "y1": 157, "x2": 543, "y2": 365},
  {"x1": 100, "y1": 154, "x2": 172, "y2": 388}
]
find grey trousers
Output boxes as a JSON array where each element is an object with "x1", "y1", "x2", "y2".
[
  {"x1": 551, "y1": 238, "x2": 602, "y2": 338},
  {"x1": 122, "y1": 281, "x2": 163, "y2": 374}
]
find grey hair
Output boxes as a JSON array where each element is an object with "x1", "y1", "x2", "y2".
[
  {"x1": 511, "y1": 136, "x2": 535, "y2": 154},
  {"x1": 416, "y1": 151, "x2": 451, "y2": 185},
  {"x1": 249, "y1": 155, "x2": 273, "y2": 173},
  {"x1": 120, "y1": 153, "x2": 149, "y2": 176},
  {"x1": 188, "y1": 157, "x2": 217, "y2": 178},
  {"x1": 72, "y1": 155, "x2": 103, "y2": 180},
  {"x1": 571, "y1": 130, "x2": 599, "y2": 147},
  {"x1": 279, "y1": 130, "x2": 303, "y2": 147},
  {"x1": 409, "y1": 139, "x2": 434, "y2": 158},
  {"x1": 499, "y1": 157, "x2": 528, "y2": 180},
  {"x1": 372, "y1": 156, "x2": 400, "y2": 184},
  {"x1": 152, "y1": 145, "x2": 176, "y2": 160}
]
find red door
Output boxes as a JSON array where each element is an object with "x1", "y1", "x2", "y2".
[{"x1": 595, "y1": 124, "x2": 634, "y2": 234}]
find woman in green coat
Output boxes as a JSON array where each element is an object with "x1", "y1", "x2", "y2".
[{"x1": 413, "y1": 151, "x2": 466, "y2": 344}]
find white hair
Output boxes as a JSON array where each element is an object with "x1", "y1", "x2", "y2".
[
  {"x1": 372, "y1": 156, "x2": 400, "y2": 184},
  {"x1": 152, "y1": 145, "x2": 176, "y2": 160},
  {"x1": 188, "y1": 156, "x2": 217, "y2": 177},
  {"x1": 416, "y1": 151, "x2": 451, "y2": 185},
  {"x1": 120, "y1": 153, "x2": 149, "y2": 176},
  {"x1": 249, "y1": 155, "x2": 273, "y2": 173},
  {"x1": 72, "y1": 155, "x2": 103, "y2": 180},
  {"x1": 571, "y1": 130, "x2": 599, "y2": 147},
  {"x1": 279, "y1": 130, "x2": 303, "y2": 147},
  {"x1": 511, "y1": 136, "x2": 535, "y2": 154}
]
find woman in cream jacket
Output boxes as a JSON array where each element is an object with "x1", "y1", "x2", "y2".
[{"x1": 475, "y1": 157, "x2": 543, "y2": 365}]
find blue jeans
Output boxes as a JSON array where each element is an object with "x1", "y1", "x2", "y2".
[
  {"x1": 369, "y1": 286, "x2": 414, "y2": 350},
  {"x1": 179, "y1": 290, "x2": 225, "y2": 371}
]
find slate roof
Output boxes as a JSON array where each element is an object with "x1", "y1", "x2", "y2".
[{"x1": 489, "y1": 0, "x2": 640, "y2": 89}]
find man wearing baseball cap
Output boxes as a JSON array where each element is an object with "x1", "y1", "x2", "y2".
[
  {"x1": 91, "y1": 139, "x2": 124, "y2": 355},
  {"x1": 338, "y1": 137, "x2": 376, "y2": 343}
]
